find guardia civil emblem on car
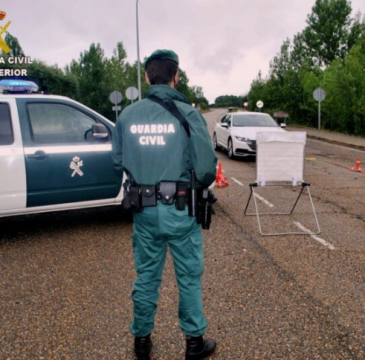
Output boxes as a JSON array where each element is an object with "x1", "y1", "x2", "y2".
[{"x1": 70, "y1": 156, "x2": 84, "y2": 177}]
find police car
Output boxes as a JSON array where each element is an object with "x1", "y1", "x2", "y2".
[{"x1": 0, "y1": 79, "x2": 123, "y2": 218}]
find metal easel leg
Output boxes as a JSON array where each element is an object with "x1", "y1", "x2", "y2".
[
  {"x1": 289, "y1": 182, "x2": 308, "y2": 215},
  {"x1": 244, "y1": 182, "x2": 321, "y2": 236},
  {"x1": 244, "y1": 183, "x2": 257, "y2": 216},
  {"x1": 251, "y1": 185, "x2": 264, "y2": 235},
  {"x1": 306, "y1": 185, "x2": 321, "y2": 235}
]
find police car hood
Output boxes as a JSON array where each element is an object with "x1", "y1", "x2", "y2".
[{"x1": 231, "y1": 126, "x2": 285, "y2": 140}]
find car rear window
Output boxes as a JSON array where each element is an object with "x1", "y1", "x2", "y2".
[
  {"x1": 0, "y1": 102, "x2": 14, "y2": 145},
  {"x1": 233, "y1": 114, "x2": 278, "y2": 127}
]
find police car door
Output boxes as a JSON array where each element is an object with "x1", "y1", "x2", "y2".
[
  {"x1": 0, "y1": 98, "x2": 27, "y2": 213},
  {"x1": 17, "y1": 99, "x2": 121, "y2": 208}
]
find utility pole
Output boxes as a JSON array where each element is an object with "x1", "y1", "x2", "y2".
[{"x1": 136, "y1": 0, "x2": 142, "y2": 101}]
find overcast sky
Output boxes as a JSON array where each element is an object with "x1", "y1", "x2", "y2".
[{"x1": 2, "y1": 0, "x2": 365, "y2": 103}]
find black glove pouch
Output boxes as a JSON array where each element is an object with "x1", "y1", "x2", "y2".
[
  {"x1": 141, "y1": 185, "x2": 157, "y2": 207},
  {"x1": 159, "y1": 182, "x2": 176, "y2": 205}
]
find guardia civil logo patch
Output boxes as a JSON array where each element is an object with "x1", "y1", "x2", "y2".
[{"x1": 70, "y1": 156, "x2": 84, "y2": 177}]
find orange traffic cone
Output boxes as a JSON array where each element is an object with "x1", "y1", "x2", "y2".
[
  {"x1": 215, "y1": 162, "x2": 229, "y2": 188},
  {"x1": 349, "y1": 158, "x2": 363, "y2": 173}
]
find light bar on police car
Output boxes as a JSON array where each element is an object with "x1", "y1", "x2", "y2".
[{"x1": 0, "y1": 79, "x2": 39, "y2": 93}]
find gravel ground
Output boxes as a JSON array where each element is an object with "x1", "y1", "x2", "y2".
[{"x1": 1, "y1": 199, "x2": 364, "y2": 360}]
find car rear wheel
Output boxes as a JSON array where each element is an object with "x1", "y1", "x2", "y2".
[
  {"x1": 228, "y1": 138, "x2": 235, "y2": 159},
  {"x1": 213, "y1": 133, "x2": 221, "y2": 151}
]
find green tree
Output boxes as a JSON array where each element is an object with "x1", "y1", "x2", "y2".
[
  {"x1": 347, "y1": 11, "x2": 365, "y2": 50},
  {"x1": 214, "y1": 95, "x2": 244, "y2": 108},
  {"x1": 67, "y1": 43, "x2": 112, "y2": 118},
  {"x1": 105, "y1": 42, "x2": 133, "y2": 109},
  {"x1": 303, "y1": 0, "x2": 352, "y2": 67},
  {"x1": 322, "y1": 33, "x2": 365, "y2": 135},
  {"x1": 265, "y1": 39, "x2": 292, "y2": 111},
  {"x1": 2, "y1": 33, "x2": 25, "y2": 57},
  {"x1": 300, "y1": 70, "x2": 322, "y2": 126},
  {"x1": 27, "y1": 61, "x2": 79, "y2": 98},
  {"x1": 270, "y1": 39, "x2": 291, "y2": 83},
  {"x1": 176, "y1": 69, "x2": 193, "y2": 100},
  {"x1": 190, "y1": 86, "x2": 209, "y2": 109},
  {"x1": 247, "y1": 70, "x2": 266, "y2": 111},
  {"x1": 107, "y1": 42, "x2": 127, "y2": 91},
  {"x1": 291, "y1": 32, "x2": 313, "y2": 70}
]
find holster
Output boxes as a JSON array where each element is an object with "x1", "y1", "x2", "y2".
[
  {"x1": 196, "y1": 188, "x2": 217, "y2": 230},
  {"x1": 122, "y1": 185, "x2": 141, "y2": 213}
]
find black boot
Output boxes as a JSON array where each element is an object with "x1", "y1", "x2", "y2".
[
  {"x1": 185, "y1": 335, "x2": 216, "y2": 360},
  {"x1": 134, "y1": 334, "x2": 152, "y2": 360}
]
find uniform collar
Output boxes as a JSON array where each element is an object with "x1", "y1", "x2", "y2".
[{"x1": 145, "y1": 85, "x2": 191, "y2": 105}]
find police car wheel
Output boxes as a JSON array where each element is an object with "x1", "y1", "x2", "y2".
[
  {"x1": 213, "y1": 133, "x2": 221, "y2": 151},
  {"x1": 228, "y1": 138, "x2": 235, "y2": 159}
]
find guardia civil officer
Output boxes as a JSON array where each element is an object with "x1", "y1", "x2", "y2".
[{"x1": 112, "y1": 49, "x2": 217, "y2": 360}]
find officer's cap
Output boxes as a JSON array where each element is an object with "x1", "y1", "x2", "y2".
[{"x1": 145, "y1": 49, "x2": 179, "y2": 68}]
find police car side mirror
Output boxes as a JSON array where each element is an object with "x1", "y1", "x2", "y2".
[
  {"x1": 221, "y1": 123, "x2": 229, "y2": 128},
  {"x1": 280, "y1": 123, "x2": 287, "y2": 128},
  {"x1": 92, "y1": 123, "x2": 109, "y2": 139}
]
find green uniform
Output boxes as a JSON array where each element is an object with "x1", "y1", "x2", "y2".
[{"x1": 112, "y1": 85, "x2": 217, "y2": 337}]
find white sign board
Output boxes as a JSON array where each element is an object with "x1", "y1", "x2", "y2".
[
  {"x1": 256, "y1": 132, "x2": 306, "y2": 185},
  {"x1": 313, "y1": 88, "x2": 326, "y2": 102},
  {"x1": 109, "y1": 91, "x2": 122, "y2": 104},
  {"x1": 126, "y1": 87, "x2": 139, "y2": 101},
  {"x1": 256, "y1": 100, "x2": 264, "y2": 108}
]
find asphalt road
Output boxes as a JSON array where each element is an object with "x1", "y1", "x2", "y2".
[{"x1": 1, "y1": 109, "x2": 365, "y2": 360}]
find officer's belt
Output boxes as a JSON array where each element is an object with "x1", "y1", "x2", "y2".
[{"x1": 138, "y1": 181, "x2": 190, "y2": 208}]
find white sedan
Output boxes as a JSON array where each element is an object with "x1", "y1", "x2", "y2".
[{"x1": 213, "y1": 111, "x2": 286, "y2": 159}]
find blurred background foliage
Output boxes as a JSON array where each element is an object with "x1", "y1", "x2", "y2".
[
  {"x1": 245, "y1": 0, "x2": 365, "y2": 136},
  {"x1": 1, "y1": 37, "x2": 210, "y2": 121}
]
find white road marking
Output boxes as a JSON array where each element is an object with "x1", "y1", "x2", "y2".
[
  {"x1": 254, "y1": 193, "x2": 274, "y2": 208},
  {"x1": 293, "y1": 222, "x2": 335, "y2": 250},
  {"x1": 231, "y1": 177, "x2": 244, "y2": 186}
]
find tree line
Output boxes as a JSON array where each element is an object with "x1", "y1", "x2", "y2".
[
  {"x1": 212, "y1": 94, "x2": 248, "y2": 108},
  {"x1": 0, "y1": 36, "x2": 209, "y2": 121},
  {"x1": 247, "y1": 0, "x2": 365, "y2": 136}
]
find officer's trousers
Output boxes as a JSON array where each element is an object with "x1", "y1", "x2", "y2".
[{"x1": 130, "y1": 201, "x2": 208, "y2": 337}]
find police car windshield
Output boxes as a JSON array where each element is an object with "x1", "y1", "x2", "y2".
[{"x1": 233, "y1": 114, "x2": 278, "y2": 127}]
